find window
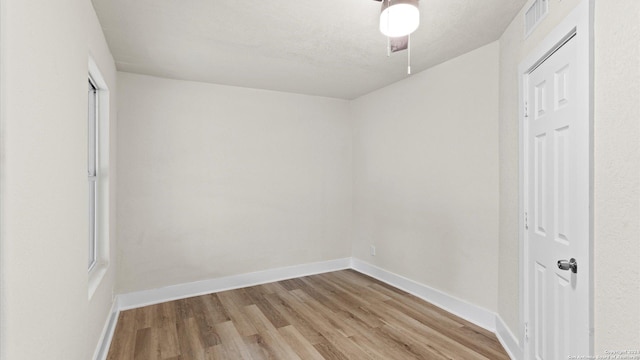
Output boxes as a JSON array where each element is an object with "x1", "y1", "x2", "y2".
[
  {"x1": 88, "y1": 57, "x2": 111, "y2": 299},
  {"x1": 88, "y1": 77, "x2": 98, "y2": 270}
]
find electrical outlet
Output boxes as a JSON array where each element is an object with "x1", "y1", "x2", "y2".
[{"x1": 370, "y1": 245, "x2": 376, "y2": 256}]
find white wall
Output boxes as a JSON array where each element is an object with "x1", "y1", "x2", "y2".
[
  {"x1": 0, "y1": 0, "x2": 117, "y2": 359},
  {"x1": 116, "y1": 72, "x2": 352, "y2": 293},
  {"x1": 351, "y1": 42, "x2": 500, "y2": 313},
  {"x1": 498, "y1": 0, "x2": 640, "y2": 353},
  {"x1": 593, "y1": 0, "x2": 640, "y2": 352}
]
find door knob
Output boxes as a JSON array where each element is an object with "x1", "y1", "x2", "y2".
[{"x1": 557, "y1": 258, "x2": 578, "y2": 273}]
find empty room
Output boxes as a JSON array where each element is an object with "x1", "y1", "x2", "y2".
[{"x1": 0, "y1": 0, "x2": 638, "y2": 359}]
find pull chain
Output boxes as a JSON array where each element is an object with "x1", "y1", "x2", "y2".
[
  {"x1": 386, "y1": 0, "x2": 391, "y2": 57},
  {"x1": 407, "y1": 33, "x2": 411, "y2": 75}
]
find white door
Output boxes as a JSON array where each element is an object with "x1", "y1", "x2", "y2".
[{"x1": 525, "y1": 34, "x2": 590, "y2": 359}]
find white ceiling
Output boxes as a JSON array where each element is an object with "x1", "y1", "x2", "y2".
[{"x1": 92, "y1": 0, "x2": 526, "y2": 99}]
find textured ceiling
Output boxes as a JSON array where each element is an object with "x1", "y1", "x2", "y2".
[{"x1": 92, "y1": 0, "x2": 526, "y2": 99}]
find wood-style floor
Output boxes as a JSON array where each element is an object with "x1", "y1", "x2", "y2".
[{"x1": 107, "y1": 270, "x2": 509, "y2": 360}]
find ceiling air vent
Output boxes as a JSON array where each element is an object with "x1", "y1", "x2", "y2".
[{"x1": 525, "y1": 0, "x2": 548, "y2": 37}]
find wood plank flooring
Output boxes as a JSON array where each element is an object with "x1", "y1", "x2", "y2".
[{"x1": 107, "y1": 270, "x2": 509, "y2": 360}]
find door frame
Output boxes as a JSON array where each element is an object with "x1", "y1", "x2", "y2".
[{"x1": 518, "y1": 0, "x2": 594, "y2": 357}]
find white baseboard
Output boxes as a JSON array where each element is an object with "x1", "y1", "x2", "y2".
[
  {"x1": 97, "y1": 257, "x2": 515, "y2": 359},
  {"x1": 118, "y1": 258, "x2": 352, "y2": 310},
  {"x1": 93, "y1": 296, "x2": 121, "y2": 360},
  {"x1": 350, "y1": 258, "x2": 497, "y2": 332},
  {"x1": 495, "y1": 314, "x2": 523, "y2": 360}
]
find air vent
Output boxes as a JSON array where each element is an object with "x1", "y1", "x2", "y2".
[{"x1": 525, "y1": 0, "x2": 548, "y2": 37}]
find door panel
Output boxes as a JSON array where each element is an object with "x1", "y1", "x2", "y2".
[
  {"x1": 554, "y1": 126, "x2": 570, "y2": 244},
  {"x1": 534, "y1": 133, "x2": 547, "y2": 236}
]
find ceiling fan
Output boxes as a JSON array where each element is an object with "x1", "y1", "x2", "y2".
[
  {"x1": 373, "y1": 0, "x2": 420, "y2": 37},
  {"x1": 372, "y1": 0, "x2": 420, "y2": 73}
]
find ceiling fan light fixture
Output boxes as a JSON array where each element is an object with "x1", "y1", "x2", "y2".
[{"x1": 379, "y1": 0, "x2": 420, "y2": 37}]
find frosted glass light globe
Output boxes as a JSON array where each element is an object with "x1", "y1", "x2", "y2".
[{"x1": 379, "y1": 1, "x2": 420, "y2": 37}]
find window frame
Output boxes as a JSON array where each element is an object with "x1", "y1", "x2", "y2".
[
  {"x1": 88, "y1": 76, "x2": 98, "y2": 271},
  {"x1": 87, "y1": 57, "x2": 110, "y2": 299}
]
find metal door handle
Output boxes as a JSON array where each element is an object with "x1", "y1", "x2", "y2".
[{"x1": 557, "y1": 258, "x2": 578, "y2": 273}]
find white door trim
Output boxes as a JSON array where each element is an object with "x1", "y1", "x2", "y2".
[{"x1": 518, "y1": 0, "x2": 594, "y2": 357}]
